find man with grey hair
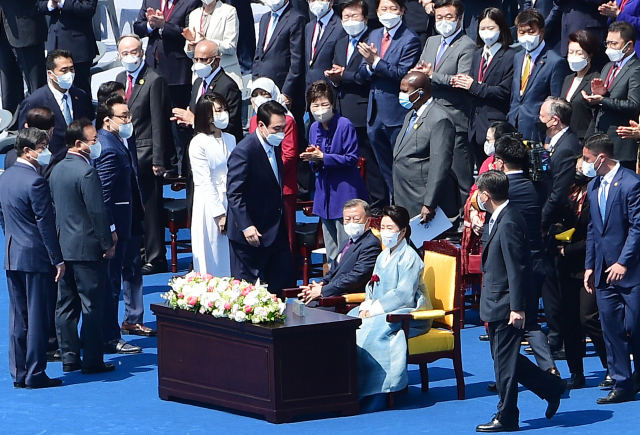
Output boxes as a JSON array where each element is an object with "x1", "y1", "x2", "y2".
[{"x1": 298, "y1": 199, "x2": 381, "y2": 304}]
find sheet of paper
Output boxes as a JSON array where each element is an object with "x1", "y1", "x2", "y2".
[{"x1": 409, "y1": 207, "x2": 453, "y2": 245}]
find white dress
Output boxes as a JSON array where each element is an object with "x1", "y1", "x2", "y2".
[{"x1": 189, "y1": 132, "x2": 235, "y2": 277}]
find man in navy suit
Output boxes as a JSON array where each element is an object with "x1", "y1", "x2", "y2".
[
  {"x1": 18, "y1": 49, "x2": 95, "y2": 178},
  {"x1": 227, "y1": 101, "x2": 296, "y2": 296},
  {"x1": 508, "y1": 9, "x2": 569, "y2": 142},
  {"x1": 0, "y1": 128, "x2": 65, "y2": 389},
  {"x1": 584, "y1": 134, "x2": 640, "y2": 404},
  {"x1": 298, "y1": 199, "x2": 381, "y2": 303},
  {"x1": 305, "y1": 0, "x2": 346, "y2": 90},
  {"x1": 358, "y1": 0, "x2": 421, "y2": 198}
]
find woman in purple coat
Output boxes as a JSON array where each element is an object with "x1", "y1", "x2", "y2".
[{"x1": 300, "y1": 80, "x2": 369, "y2": 263}]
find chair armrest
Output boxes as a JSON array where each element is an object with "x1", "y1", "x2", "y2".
[
  {"x1": 386, "y1": 309, "x2": 450, "y2": 323},
  {"x1": 344, "y1": 293, "x2": 366, "y2": 303},
  {"x1": 318, "y1": 296, "x2": 347, "y2": 307},
  {"x1": 282, "y1": 288, "x2": 302, "y2": 298}
]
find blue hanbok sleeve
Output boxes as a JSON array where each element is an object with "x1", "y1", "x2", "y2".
[{"x1": 376, "y1": 251, "x2": 423, "y2": 313}]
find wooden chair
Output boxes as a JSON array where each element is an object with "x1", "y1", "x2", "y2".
[
  {"x1": 281, "y1": 288, "x2": 366, "y2": 314},
  {"x1": 163, "y1": 177, "x2": 191, "y2": 273}
]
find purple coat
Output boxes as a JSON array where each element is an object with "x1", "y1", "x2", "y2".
[
  {"x1": 309, "y1": 112, "x2": 368, "y2": 220},
  {"x1": 617, "y1": 0, "x2": 640, "y2": 57}
]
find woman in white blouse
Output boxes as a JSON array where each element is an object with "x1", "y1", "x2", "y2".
[
  {"x1": 183, "y1": 0, "x2": 243, "y2": 89},
  {"x1": 189, "y1": 92, "x2": 236, "y2": 277}
]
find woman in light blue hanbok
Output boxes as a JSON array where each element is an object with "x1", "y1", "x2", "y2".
[{"x1": 348, "y1": 205, "x2": 432, "y2": 412}]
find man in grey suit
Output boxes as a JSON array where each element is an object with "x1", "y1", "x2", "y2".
[
  {"x1": 412, "y1": 0, "x2": 475, "y2": 202},
  {"x1": 392, "y1": 71, "x2": 460, "y2": 222},
  {"x1": 49, "y1": 119, "x2": 117, "y2": 375}
]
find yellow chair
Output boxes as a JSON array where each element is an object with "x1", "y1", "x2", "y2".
[{"x1": 386, "y1": 240, "x2": 465, "y2": 400}]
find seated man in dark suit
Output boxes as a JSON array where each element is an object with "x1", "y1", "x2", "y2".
[
  {"x1": 4, "y1": 107, "x2": 55, "y2": 171},
  {"x1": 299, "y1": 199, "x2": 381, "y2": 304}
]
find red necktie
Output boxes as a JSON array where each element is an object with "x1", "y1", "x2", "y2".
[
  {"x1": 126, "y1": 74, "x2": 133, "y2": 102},
  {"x1": 380, "y1": 32, "x2": 391, "y2": 59},
  {"x1": 605, "y1": 64, "x2": 620, "y2": 89}
]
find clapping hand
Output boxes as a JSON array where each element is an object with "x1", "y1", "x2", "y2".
[
  {"x1": 617, "y1": 119, "x2": 640, "y2": 139},
  {"x1": 591, "y1": 77, "x2": 608, "y2": 96},
  {"x1": 411, "y1": 60, "x2": 433, "y2": 78},
  {"x1": 324, "y1": 64, "x2": 345, "y2": 82},
  {"x1": 451, "y1": 74, "x2": 474, "y2": 89},
  {"x1": 300, "y1": 145, "x2": 323, "y2": 162},
  {"x1": 581, "y1": 89, "x2": 603, "y2": 105},
  {"x1": 50, "y1": 0, "x2": 61, "y2": 9},
  {"x1": 171, "y1": 107, "x2": 195, "y2": 127},
  {"x1": 418, "y1": 0, "x2": 434, "y2": 14},
  {"x1": 599, "y1": 1, "x2": 620, "y2": 18},
  {"x1": 358, "y1": 42, "x2": 379, "y2": 65},
  {"x1": 148, "y1": 9, "x2": 166, "y2": 30}
]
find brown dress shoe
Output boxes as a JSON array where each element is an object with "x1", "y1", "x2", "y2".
[
  {"x1": 547, "y1": 367, "x2": 561, "y2": 377},
  {"x1": 121, "y1": 322, "x2": 157, "y2": 337}
]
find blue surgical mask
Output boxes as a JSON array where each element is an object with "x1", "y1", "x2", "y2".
[{"x1": 398, "y1": 89, "x2": 423, "y2": 109}]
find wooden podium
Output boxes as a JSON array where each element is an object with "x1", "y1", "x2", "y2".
[{"x1": 152, "y1": 303, "x2": 361, "y2": 423}]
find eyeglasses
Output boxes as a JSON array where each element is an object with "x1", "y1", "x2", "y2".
[
  {"x1": 193, "y1": 57, "x2": 215, "y2": 64},
  {"x1": 113, "y1": 113, "x2": 132, "y2": 122},
  {"x1": 604, "y1": 40, "x2": 623, "y2": 48}
]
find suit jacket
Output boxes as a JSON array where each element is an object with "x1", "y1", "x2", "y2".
[
  {"x1": 252, "y1": 3, "x2": 306, "y2": 99},
  {"x1": 551, "y1": 0, "x2": 608, "y2": 57},
  {"x1": 37, "y1": 0, "x2": 98, "y2": 64},
  {"x1": 480, "y1": 203, "x2": 532, "y2": 323},
  {"x1": 227, "y1": 132, "x2": 285, "y2": 248},
  {"x1": 392, "y1": 100, "x2": 460, "y2": 219},
  {"x1": 508, "y1": 44, "x2": 569, "y2": 141},
  {"x1": 589, "y1": 55, "x2": 640, "y2": 163},
  {"x1": 419, "y1": 31, "x2": 476, "y2": 132},
  {"x1": 18, "y1": 84, "x2": 95, "y2": 167},
  {"x1": 305, "y1": 11, "x2": 345, "y2": 89},
  {"x1": 49, "y1": 153, "x2": 114, "y2": 261},
  {"x1": 116, "y1": 64, "x2": 173, "y2": 169},
  {"x1": 321, "y1": 230, "x2": 381, "y2": 297},
  {"x1": 506, "y1": 172, "x2": 544, "y2": 254},
  {"x1": 586, "y1": 166, "x2": 640, "y2": 288},
  {"x1": 359, "y1": 23, "x2": 421, "y2": 127},
  {"x1": 468, "y1": 45, "x2": 516, "y2": 144},
  {"x1": 332, "y1": 29, "x2": 370, "y2": 128},
  {"x1": 0, "y1": 161, "x2": 62, "y2": 272},
  {"x1": 134, "y1": 0, "x2": 201, "y2": 87},
  {"x1": 561, "y1": 69, "x2": 599, "y2": 140},
  {"x1": 0, "y1": 0, "x2": 47, "y2": 48},
  {"x1": 95, "y1": 129, "x2": 144, "y2": 240},
  {"x1": 541, "y1": 129, "x2": 582, "y2": 230}
]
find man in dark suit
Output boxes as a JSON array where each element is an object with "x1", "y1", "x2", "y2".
[
  {"x1": 227, "y1": 0, "x2": 256, "y2": 74},
  {"x1": 305, "y1": 0, "x2": 345, "y2": 90},
  {"x1": 392, "y1": 71, "x2": 460, "y2": 222},
  {"x1": 0, "y1": 0, "x2": 47, "y2": 115},
  {"x1": 0, "y1": 128, "x2": 64, "y2": 389},
  {"x1": 116, "y1": 34, "x2": 173, "y2": 274},
  {"x1": 584, "y1": 134, "x2": 640, "y2": 404},
  {"x1": 508, "y1": 9, "x2": 569, "y2": 141},
  {"x1": 299, "y1": 199, "x2": 381, "y2": 303},
  {"x1": 584, "y1": 21, "x2": 640, "y2": 171},
  {"x1": 37, "y1": 0, "x2": 98, "y2": 98},
  {"x1": 404, "y1": 0, "x2": 432, "y2": 48},
  {"x1": 5, "y1": 107, "x2": 55, "y2": 171},
  {"x1": 476, "y1": 170, "x2": 566, "y2": 432},
  {"x1": 548, "y1": 0, "x2": 608, "y2": 58},
  {"x1": 49, "y1": 119, "x2": 116, "y2": 375},
  {"x1": 325, "y1": 0, "x2": 387, "y2": 209},
  {"x1": 227, "y1": 101, "x2": 296, "y2": 296},
  {"x1": 19, "y1": 49, "x2": 95, "y2": 178}
]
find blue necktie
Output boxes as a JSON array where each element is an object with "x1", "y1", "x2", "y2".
[
  {"x1": 599, "y1": 179, "x2": 608, "y2": 222},
  {"x1": 62, "y1": 93, "x2": 72, "y2": 125},
  {"x1": 347, "y1": 37, "x2": 358, "y2": 63},
  {"x1": 267, "y1": 146, "x2": 279, "y2": 184},
  {"x1": 435, "y1": 38, "x2": 447, "y2": 66},
  {"x1": 402, "y1": 111, "x2": 418, "y2": 141}
]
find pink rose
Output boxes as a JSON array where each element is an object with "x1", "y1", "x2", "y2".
[
  {"x1": 203, "y1": 273, "x2": 213, "y2": 280},
  {"x1": 224, "y1": 302, "x2": 232, "y2": 310},
  {"x1": 177, "y1": 292, "x2": 184, "y2": 299},
  {"x1": 231, "y1": 279, "x2": 241, "y2": 285},
  {"x1": 187, "y1": 296, "x2": 198, "y2": 306},
  {"x1": 241, "y1": 288, "x2": 250, "y2": 296},
  {"x1": 208, "y1": 286, "x2": 214, "y2": 292},
  {"x1": 187, "y1": 276, "x2": 195, "y2": 283},
  {"x1": 249, "y1": 285, "x2": 255, "y2": 291},
  {"x1": 245, "y1": 306, "x2": 253, "y2": 313},
  {"x1": 271, "y1": 295, "x2": 277, "y2": 301},
  {"x1": 208, "y1": 301, "x2": 213, "y2": 308}
]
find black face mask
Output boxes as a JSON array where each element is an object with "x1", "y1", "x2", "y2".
[
  {"x1": 535, "y1": 119, "x2": 549, "y2": 138},
  {"x1": 574, "y1": 170, "x2": 591, "y2": 186}
]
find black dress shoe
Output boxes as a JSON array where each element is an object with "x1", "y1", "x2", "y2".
[
  {"x1": 46, "y1": 350, "x2": 61, "y2": 362},
  {"x1": 487, "y1": 382, "x2": 498, "y2": 392},
  {"x1": 26, "y1": 377, "x2": 63, "y2": 389},
  {"x1": 599, "y1": 372, "x2": 615, "y2": 388},
  {"x1": 82, "y1": 362, "x2": 116, "y2": 375},
  {"x1": 476, "y1": 416, "x2": 519, "y2": 432},
  {"x1": 63, "y1": 363, "x2": 81, "y2": 373},
  {"x1": 13, "y1": 381, "x2": 26, "y2": 389},
  {"x1": 141, "y1": 261, "x2": 168, "y2": 275},
  {"x1": 567, "y1": 373, "x2": 586, "y2": 390},
  {"x1": 551, "y1": 349, "x2": 566, "y2": 360},
  {"x1": 479, "y1": 334, "x2": 489, "y2": 342},
  {"x1": 104, "y1": 338, "x2": 142, "y2": 354},
  {"x1": 547, "y1": 367, "x2": 561, "y2": 378},
  {"x1": 546, "y1": 379, "x2": 567, "y2": 419},
  {"x1": 597, "y1": 389, "x2": 636, "y2": 404}
]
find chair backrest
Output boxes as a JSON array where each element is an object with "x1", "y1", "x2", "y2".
[{"x1": 422, "y1": 240, "x2": 460, "y2": 329}]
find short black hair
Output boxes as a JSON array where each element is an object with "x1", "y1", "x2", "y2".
[
  {"x1": 545, "y1": 96, "x2": 572, "y2": 126},
  {"x1": 14, "y1": 128, "x2": 48, "y2": 157},
  {"x1": 341, "y1": 0, "x2": 368, "y2": 17},
  {"x1": 46, "y1": 49, "x2": 74, "y2": 71},
  {"x1": 568, "y1": 29, "x2": 600, "y2": 59},
  {"x1": 476, "y1": 7, "x2": 513, "y2": 47},
  {"x1": 433, "y1": 0, "x2": 464, "y2": 16},
  {"x1": 584, "y1": 133, "x2": 615, "y2": 159},
  {"x1": 383, "y1": 205, "x2": 411, "y2": 239},
  {"x1": 494, "y1": 136, "x2": 528, "y2": 170},
  {"x1": 257, "y1": 100, "x2": 287, "y2": 128},
  {"x1": 65, "y1": 118, "x2": 94, "y2": 148},
  {"x1": 376, "y1": 0, "x2": 405, "y2": 8},
  {"x1": 489, "y1": 121, "x2": 518, "y2": 141},
  {"x1": 194, "y1": 92, "x2": 228, "y2": 135},
  {"x1": 25, "y1": 107, "x2": 55, "y2": 131},
  {"x1": 96, "y1": 94, "x2": 127, "y2": 131},
  {"x1": 515, "y1": 8, "x2": 545, "y2": 30},
  {"x1": 609, "y1": 20, "x2": 637, "y2": 45},
  {"x1": 97, "y1": 81, "x2": 126, "y2": 105},
  {"x1": 476, "y1": 170, "x2": 510, "y2": 202}
]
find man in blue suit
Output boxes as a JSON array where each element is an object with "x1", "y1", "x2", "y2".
[
  {"x1": 358, "y1": 0, "x2": 421, "y2": 197},
  {"x1": 0, "y1": 128, "x2": 65, "y2": 389},
  {"x1": 508, "y1": 9, "x2": 569, "y2": 142},
  {"x1": 305, "y1": 0, "x2": 346, "y2": 89},
  {"x1": 227, "y1": 101, "x2": 296, "y2": 296},
  {"x1": 584, "y1": 133, "x2": 640, "y2": 404}
]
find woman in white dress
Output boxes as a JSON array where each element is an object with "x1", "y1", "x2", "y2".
[{"x1": 189, "y1": 93, "x2": 236, "y2": 276}]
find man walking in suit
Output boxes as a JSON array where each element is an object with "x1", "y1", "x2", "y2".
[
  {"x1": 227, "y1": 101, "x2": 296, "y2": 296},
  {"x1": 116, "y1": 34, "x2": 173, "y2": 275},
  {"x1": 298, "y1": 199, "x2": 381, "y2": 303},
  {"x1": 0, "y1": 128, "x2": 65, "y2": 389},
  {"x1": 305, "y1": 0, "x2": 345, "y2": 90},
  {"x1": 584, "y1": 133, "x2": 640, "y2": 404},
  {"x1": 392, "y1": 71, "x2": 460, "y2": 222},
  {"x1": 19, "y1": 49, "x2": 95, "y2": 177},
  {"x1": 584, "y1": 21, "x2": 640, "y2": 171},
  {"x1": 49, "y1": 119, "x2": 116, "y2": 375},
  {"x1": 476, "y1": 170, "x2": 566, "y2": 432}
]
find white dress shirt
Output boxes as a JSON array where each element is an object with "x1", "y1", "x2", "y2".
[
  {"x1": 598, "y1": 162, "x2": 621, "y2": 210},
  {"x1": 488, "y1": 199, "x2": 510, "y2": 234},
  {"x1": 548, "y1": 126, "x2": 569, "y2": 154},
  {"x1": 47, "y1": 82, "x2": 73, "y2": 120}
]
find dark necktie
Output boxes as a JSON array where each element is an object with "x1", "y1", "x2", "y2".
[{"x1": 338, "y1": 239, "x2": 353, "y2": 264}]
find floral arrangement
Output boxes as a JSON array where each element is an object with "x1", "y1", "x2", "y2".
[{"x1": 162, "y1": 272, "x2": 286, "y2": 324}]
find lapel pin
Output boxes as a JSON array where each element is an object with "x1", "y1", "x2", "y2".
[
  {"x1": 413, "y1": 124, "x2": 419, "y2": 130},
  {"x1": 614, "y1": 182, "x2": 619, "y2": 186},
  {"x1": 139, "y1": 79, "x2": 145, "y2": 85}
]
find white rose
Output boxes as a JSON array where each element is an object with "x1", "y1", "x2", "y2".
[{"x1": 235, "y1": 311, "x2": 246, "y2": 322}]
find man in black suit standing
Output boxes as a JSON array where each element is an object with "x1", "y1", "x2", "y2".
[
  {"x1": 116, "y1": 34, "x2": 173, "y2": 274},
  {"x1": 305, "y1": 0, "x2": 345, "y2": 90},
  {"x1": 49, "y1": 119, "x2": 116, "y2": 375},
  {"x1": 19, "y1": 49, "x2": 95, "y2": 177},
  {"x1": 227, "y1": 101, "x2": 296, "y2": 296},
  {"x1": 37, "y1": 0, "x2": 98, "y2": 98},
  {"x1": 476, "y1": 170, "x2": 566, "y2": 433},
  {"x1": 227, "y1": 0, "x2": 256, "y2": 74},
  {"x1": 0, "y1": 0, "x2": 47, "y2": 115},
  {"x1": 0, "y1": 128, "x2": 65, "y2": 389}
]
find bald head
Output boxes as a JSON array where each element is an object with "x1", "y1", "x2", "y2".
[
  {"x1": 195, "y1": 40, "x2": 220, "y2": 60},
  {"x1": 400, "y1": 71, "x2": 431, "y2": 109},
  {"x1": 403, "y1": 71, "x2": 430, "y2": 92}
]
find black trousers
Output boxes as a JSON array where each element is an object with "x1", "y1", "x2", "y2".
[
  {"x1": 452, "y1": 131, "x2": 474, "y2": 203},
  {"x1": 139, "y1": 172, "x2": 166, "y2": 266},
  {"x1": 355, "y1": 126, "x2": 388, "y2": 210},
  {"x1": 72, "y1": 60, "x2": 92, "y2": 100},
  {"x1": 542, "y1": 252, "x2": 564, "y2": 351}
]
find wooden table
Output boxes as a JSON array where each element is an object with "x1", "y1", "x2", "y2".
[{"x1": 151, "y1": 303, "x2": 362, "y2": 423}]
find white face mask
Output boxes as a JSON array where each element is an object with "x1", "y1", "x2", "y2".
[
  {"x1": 518, "y1": 34, "x2": 541, "y2": 52},
  {"x1": 435, "y1": 19, "x2": 457, "y2": 38},
  {"x1": 193, "y1": 61, "x2": 214, "y2": 79},
  {"x1": 213, "y1": 111, "x2": 229, "y2": 129},
  {"x1": 378, "y1": 12, "x2": 402, "y2": 30},
  {"x1": 479, "y1": 29, "x2": 500, "y2": 47},
  {"x1": 117, "y1": 121, "x2": 134, "y2": 140},
  {"x1": 484, "y1": 141, "x2": 495, "y2": 156},
  {"x1": 263, "y1": 0, "x2": 286, "y2": 11},
  {"x1": 202, "y1": 0, "x2": 216, "y2": 5},
  {"x1": 120, "y1": 54, "x2": 142, "y2": 73},
  {"x1": 344, "y1": 222, "x2": 365, "y2": 240},
  {"x1": 32, "y1": 148, "x2": 51, "y2": 166},
  {"x1": 50, "y1": 71, "x2": 74, "y2": 90},
  {"x1": 582, "y1": 156, "x2": 602, "y2": 178},
  {"x1": 261, "y1": 126, "x2": 285, "y2": 146},
  {"x1": 380, "y1": 230, "x2": 400, "y2": 249},
  {"x1": 342, "y1": 19, "x2": 365, "y2": 37},
  {"x1": 606, "y1": 41, "x2": 630, "y2": 62},
  {"x1": 567, "y1": 55, "x2": 589, "y2": 72},
  {"x1": 309, "y1": 1, "x2": 330, "y2": 18},
  {"x1": 253, "y1": 95, "x2": 272, "y2": 110},
  {"x1": 311, "y1": 107, "x2": 334, "y2": 124}
]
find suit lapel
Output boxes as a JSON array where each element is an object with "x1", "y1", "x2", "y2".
[
  {"x1": 603, "y1": 168, "x2": 624, "y2": 227},
  {"x1": 44, "y1": 87, "x2": 65, "y2": 127},
  {"x1": 483, "y1": 47, "x2": 505, "y2": 79},
  {"x1": 435, "y1": 33, "x2": 463, "y2": 71},
  {"x1": 609, "y1": 56, "x2": 637, "y2": 92},
  {"x1": 514, "y1": 51, "x2": 524, "y2": 100},
  {"x1": 263, "y1": 5, "x2": 290, "y2": 54},
  {"x1": 482, "y1": 205, "x2": 509, "y2": 259},
  {"x1": 522, "y1": 50, "x2": 547, "y2": 96},
  {"x1": 128, "y1": 65, "x2": 147, "y2": 107},
  {"x1": 396, "y1": 103, "x2": 431, "y2": 156},
  {"x1": 255, "y1": 134, "x2": 281, "y2": 188},
  {"x1": 312, "y1": 17, "x2": 337, "y2": 62}
]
